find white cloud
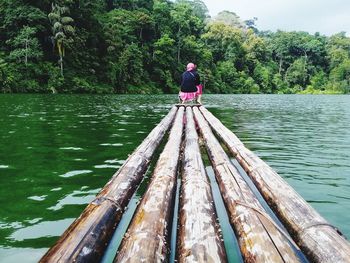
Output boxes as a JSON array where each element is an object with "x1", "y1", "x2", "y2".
[{"x1": 202, "y1": 0, "x2": 350, "y2": 35}]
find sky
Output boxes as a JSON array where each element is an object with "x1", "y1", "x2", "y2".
[{"x1": 202, "y1": 0, "x2": 350, "y2": 36}]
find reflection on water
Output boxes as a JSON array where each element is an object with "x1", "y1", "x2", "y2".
[
  {"x1": 0, "y1": 94, "x2": 349, "y2": 262},
  {"x1": 10, "y1": 218, "x2": 74, "y2": 242},
  {"x1": 0, "y1": 95, "x2": 172, "y2": 263}
]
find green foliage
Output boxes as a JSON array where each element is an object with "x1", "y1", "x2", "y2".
[
  {"x1": 1, "y1": 1, "x2": 47, "y2": 40},
  {"x1": 327, "y1": 59, "x2": 350, "y2": 93},
  {"x1": 215, "y1": 60, "x2": 239, "y2": 93},
  {"x1": 6, "y1": 26, "x2": 43, "y2": 65},
  {"x1": 0, "y1": 0, "x2": 349, "y2": 94},
  {"x1": 272, "y1": 73, "x2": 288, "y2": 93},
  {"x1": 170, "y1": 0, "x2": 205, "y2": 63},
  {"x1": 70, "y1": 76, "x2": 113, "y2": 94},
  {"x1": 109, "y1": 43, "x2": 146, "y2": 93},
  {"x1": 285, "y1": 58, "x2": 308, "y2": 88},
  {"x1": 0, "y1": 56, "x2": 15, "y2": 93},
  {"x1": 309, "y1": 71, "x2": 327, "y2": 89},
  {"x1": 153, "y1": 34, "x2": 176, "y2": 92},
  {"x1": 47, "y1": 64, "x2": 65, "y2": 93},
  {"x1": 253, "y1": 63, "x2": 273, "y2": 93},
  {"x1": 202, "y1": 22, "x2": 244, "y2": 64}
]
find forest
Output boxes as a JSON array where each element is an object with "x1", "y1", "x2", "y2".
[{"x1": 1, "y1": 0, "x2": 350, "y2": 94}]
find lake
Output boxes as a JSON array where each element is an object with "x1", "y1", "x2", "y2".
[{"x1": 0, "y1": 94, "x2": 349, "y2": 262}]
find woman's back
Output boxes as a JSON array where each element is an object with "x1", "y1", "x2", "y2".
[{"x1": 181, "y1": 70, "x2": 200, "y2": 93}]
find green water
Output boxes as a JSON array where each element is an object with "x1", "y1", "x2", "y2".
[{"x1": 0, "y1": 94, "x2": 349, "y2": 262}]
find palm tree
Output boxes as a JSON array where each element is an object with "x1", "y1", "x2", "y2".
[{"x1": 48, "y1": 3, "x2": 74, "y2": 77}]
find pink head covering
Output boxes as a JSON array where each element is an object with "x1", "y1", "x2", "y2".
[{"x1": 186, "y1": 63, "x2": 195, "y2": 71}]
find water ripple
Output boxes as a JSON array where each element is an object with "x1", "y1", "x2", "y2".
[
  {"x1": 94, "y1": 164, "x2": 120, "y2": 169},
  {"x1": 59, "y1": 147, "x2": 84, "y2": 151},
  {"x1": 0, "y1": 94, "x2": 349, "y2": 261},
  {"x1": 48, "y1": 188, "x2": 99, "y2": 211},
  {"x1": 28, "y1": 196, "x2": 47, "y2": 201},
  {"x1": 59, "y1": 170, "x2": 93, "y2": 178},
  {"x1": 99, "y1": 143, "x2": 123, "y2": 147}
]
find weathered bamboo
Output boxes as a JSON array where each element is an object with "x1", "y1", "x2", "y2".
[
  {"x1": 200, "y1": 106, "x2": 350, "y2": 263},
  {"x1": 114, "y1": 107, "x2": 185, "y2": 262},
  {"x1": 193, "y1": 107, "x2": 301, "y2": 263},
  {"x1": 40, "y1": 106, "x2": 178, "y2": 263},
  {"x1": 177, "y1": 107, "x2": 227, "y2": 263}
]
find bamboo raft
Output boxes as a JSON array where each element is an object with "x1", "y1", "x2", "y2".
[{"x1": 40, "y1": 105, "x2": 350, "y2": 263}]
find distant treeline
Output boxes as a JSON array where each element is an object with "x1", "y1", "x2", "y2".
[{"x1": 1, "y1": 0, "x2": 350, "y2": 94}]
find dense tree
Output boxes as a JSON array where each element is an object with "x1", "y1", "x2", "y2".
[
  {"x1": 7, "y1": 26, "x2": 43, "y2": 66},
  {"x1": 170, "y1": 1, "x2": 204, "y2": 63},
  {"x1": 152, "y1": 34, "x2": 176, "y2": 93},
  {"x1": 202, "y1": 22, "x2": 244, "y2": 64},
  {"x1": 0, "y1": 1, "x2": 349, "y2": 94},
  {"x1": 0, "y1": 55, "x2": 14, "y2": 93},
  {"x1": 327, "y1": 59, "x2": 350, "y2": 93}
]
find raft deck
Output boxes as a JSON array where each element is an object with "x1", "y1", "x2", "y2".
[{"x1": 40, "y1": 105, "x2": 350, "y2": 263}]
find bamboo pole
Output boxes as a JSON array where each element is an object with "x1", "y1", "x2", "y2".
[
  {"x1": 193, "y1": 107, "x2": 301, "y2": 263},
  {"x1": 177, "y1": 107, "x2": 227, "y2": 263},
  {"x1": 199, "y1": 106, "x2": 350, "y2": 263},
  {"x1": 40, "y1": 106, "x2": 178, "y2": 263},
  {"x1": 114, "y1": 107, "x2": 185, "y2": 262}
]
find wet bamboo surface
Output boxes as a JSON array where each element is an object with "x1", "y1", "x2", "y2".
[
  {"x1": 41, "y1": 105, "x2": 350, "y2": 263},
  {"x1": 114, "y1": 107, "x2": 185, "y2": 262},
  {"x1": 193, "y1": 107, "x2": 301, "y2": 263},
  {"x1": 40, "y1": 107, "x2": 178, "y2": 263},
  {"x1": 199, "y1": 106, "x2": 350, "y2": 263},
  {"x1": 177, "y1": 107, "x2": 227, "y2": 263}
]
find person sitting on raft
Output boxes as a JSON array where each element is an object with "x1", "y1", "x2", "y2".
[{"x1": 179, "y1": 62, "x2": 201, "y2": 104}]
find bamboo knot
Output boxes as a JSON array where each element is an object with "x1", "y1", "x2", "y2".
[
  {"x1": 300, "y1": 222, "x2": 345, "y2": 237},
  {"x1": 92, "y1": 196, "x2": 123, "y2": 212},
  {"x1": 233, "y1": 200, "x2": 300, "y2": 250}
]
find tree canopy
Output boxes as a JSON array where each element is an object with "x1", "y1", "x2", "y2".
[{"x1": 0, "y1": 0, "x2": 349, "y2": 94}]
